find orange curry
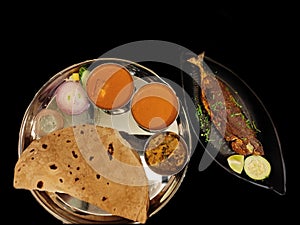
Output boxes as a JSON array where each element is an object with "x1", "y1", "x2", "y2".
[
  {"x1": 131, "y1": 82, "x2": 179, "y2": 131},
  {"x1": 86, "y1": 63, "x2": 134, "y2": 110}
]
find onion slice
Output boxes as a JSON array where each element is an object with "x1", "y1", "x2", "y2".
[{"x1": 55, "y1": 81, "x2": 90, "y2": 115}]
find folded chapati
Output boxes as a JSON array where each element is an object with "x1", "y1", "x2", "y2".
[{"x1": 13, "y1": 124, "x2": 149, "y2": 223}]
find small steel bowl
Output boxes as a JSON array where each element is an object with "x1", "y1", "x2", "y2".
[{"x1": 144, "y1": 131, "x2": 190, "y2": 176}]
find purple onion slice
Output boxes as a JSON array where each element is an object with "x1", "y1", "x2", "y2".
[{"x1": 55, "y1": 81, "x2": 90, "y2": 115}]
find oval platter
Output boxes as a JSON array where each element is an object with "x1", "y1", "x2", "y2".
[{"x1": 180, "y1": 53, "x2": 286, "y2": 195}]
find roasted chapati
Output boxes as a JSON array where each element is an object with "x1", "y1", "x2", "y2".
[{"x1": 13, "y1": 124, "x2": 149, "y2": 223}]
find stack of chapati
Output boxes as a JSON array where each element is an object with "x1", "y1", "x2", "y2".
[{"x1": 13, "y1": 124, "x2": 149, "y2": 223}]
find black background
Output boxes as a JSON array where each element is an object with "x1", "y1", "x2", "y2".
[{"x1": 2, "y1": 6, "x2": 296, "y2": 224}]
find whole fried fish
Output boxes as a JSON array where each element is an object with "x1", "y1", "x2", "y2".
[{"x1": 188, "y1": 52, "x2": 264, "y2": 156}]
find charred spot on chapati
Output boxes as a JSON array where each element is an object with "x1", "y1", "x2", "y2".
[
  {"x1": 71, "y1": 150, "x2": 78, "y2": 159},
  {"x1": 107, "y1": 143, "x2": 114, "y2": 160},
  {"x1": 49, "y1": 164, "x2": 58, "y2": 170},
  {"x1": 37, "y1": 181, "x2": 44, "y2": 189}
]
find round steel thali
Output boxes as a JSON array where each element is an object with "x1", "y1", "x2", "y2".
[{"x1": 18, "y1": 58, "x2": 192, "y2": 224}]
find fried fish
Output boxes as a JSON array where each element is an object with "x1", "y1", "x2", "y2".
[{"x1": 188, "y1": 52, "x2": 264, "y2": 156}]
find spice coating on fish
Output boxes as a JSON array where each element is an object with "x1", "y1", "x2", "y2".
[{"x1": 188, "y1": 53, "x2": 264, "y2": 156}]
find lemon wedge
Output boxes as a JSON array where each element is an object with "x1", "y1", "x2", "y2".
[
  {"x1": 244, "y1": 155, "x2": 271, "y2": 180},
  {"x1": 69, "y1": 73, "x2": 80, "y2": 81},
  {"x1": 227, "y1": 154, "x2": 244, "y2": 174}
]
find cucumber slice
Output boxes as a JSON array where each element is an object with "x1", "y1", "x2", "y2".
[
  {"x1": 244, "y1": 155, "x2": 271, "y2": 180},
  {"x1": 80, "y1": 69, "x2": 90, "y2": 89},
  {"x1": 34, "y1": 109, "x2": 64, "y2": 137}
]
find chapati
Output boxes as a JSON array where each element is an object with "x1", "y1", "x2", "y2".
[{"x1": 13, "y1": 124, "x2": 149, "y2": 223}]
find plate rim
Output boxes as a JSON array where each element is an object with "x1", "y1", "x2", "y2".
[{"x1": 17, "y1": 57, "x2": 193, "y2": 223}]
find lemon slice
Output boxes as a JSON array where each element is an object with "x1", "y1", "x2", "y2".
[
  {"x1": 244, "y1": 155, "x2": 271, "y2": 180},
  {"x1": 69, "y1": 72, "x2": 80, "y2": 81},
  {"x1": 227, "y1": 154, "x2": 244, "y2": 174}
]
